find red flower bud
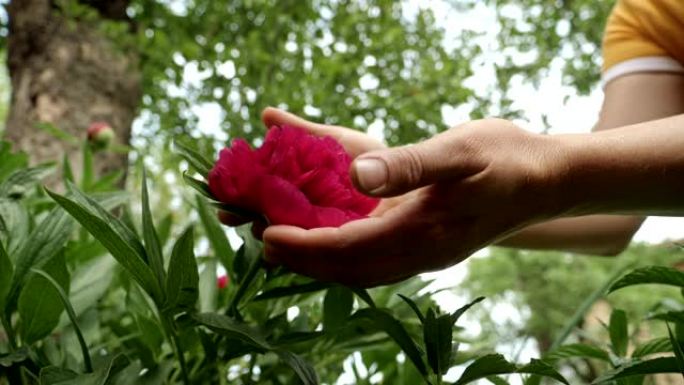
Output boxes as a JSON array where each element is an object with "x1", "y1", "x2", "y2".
[
  {"x1": 217, "y1": 275, "x2": 229, "y2": 289},
  {"x1": 208, "y1": 125, "x2": 379, "y2": 229},
  {"x1": 87, "y1": 121, "x2": 115, "y2": 150}
]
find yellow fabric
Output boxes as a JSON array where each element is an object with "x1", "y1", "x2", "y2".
[{"x1": 602, "y1": 0, "x2": 684, "y2": 72}]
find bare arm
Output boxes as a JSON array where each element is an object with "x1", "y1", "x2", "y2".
[{"x1": 498, "y1": 72, "x2": 684, "y2": 255}]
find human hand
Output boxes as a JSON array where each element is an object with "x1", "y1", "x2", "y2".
[{"x1": 258, "y1": 116, "x2": 568, "y2": 287}]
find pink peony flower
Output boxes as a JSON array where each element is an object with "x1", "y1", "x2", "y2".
[
  {"x1": 87, "y1": 121, "x2": 115, "y2": 150},
  {"x1": 217, "y1": 275, "x2": 229, "y2": 289},
  {"x1": 208, "y1": 125, "x2": 379, "y2": 229}
]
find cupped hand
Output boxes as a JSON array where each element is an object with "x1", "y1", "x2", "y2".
[{"x1": 260, "y1": 116, "x2": 569, "y2": 287}]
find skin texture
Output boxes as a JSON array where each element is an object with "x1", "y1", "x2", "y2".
[
  {"x1": 499, "y1": 72, "x2": 684, "y2": 255},
  {"x1": 221, "y1": 72, "x2": 684, "y2": 287}
]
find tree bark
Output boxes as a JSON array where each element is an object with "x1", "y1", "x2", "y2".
[{"x1": 4, "y1": 0, "x2": 140, "y2": 186}]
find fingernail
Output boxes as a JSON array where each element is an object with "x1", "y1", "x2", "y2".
[{"x1": 354, "y1": 158, "x2": 388, "y2": 193}]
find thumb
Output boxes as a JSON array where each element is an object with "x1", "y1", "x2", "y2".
[{"x1": 350, "y1": 137, "x2": 479, "y2": 197}]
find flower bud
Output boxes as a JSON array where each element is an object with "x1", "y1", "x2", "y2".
[
  {"x1": 87, "y1": 121, "x2": 115, "y2": 151},
  {"x1": 217, "y1": 275, "x2": 229, "y2": 289}
]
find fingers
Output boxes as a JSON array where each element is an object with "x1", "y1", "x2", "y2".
[
  {"x1": 262, "y1": 214, "x2": 420, "y2": 287},
  {"x1": 261, "y1": 107, "x2": 385, "y2": 157},
  {"x1": 350, "y1": 131, "x2": 486, "y2": 197}
]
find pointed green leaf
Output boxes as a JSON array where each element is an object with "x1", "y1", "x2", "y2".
[
  {"x1": 323, "y1": 286, "x2": 354, "y2": 331},
  {"x1": 632, "y1": 337, "x2": 671, "y2": 358},
  {"x1": 193, "y1": 312, "x2": 270, "y2": 351},
  {"x1": 487, "y1": 376, "x2": 510, "y2": 385},
  {"x1": 275, "y1": 350, "x2": 320, "y2": 385},
  {"x1": 0, "y1": 242, "x2": 12, "y2": 312},
  {"x1": 199, "y1": 259, "x2": 218, "y2": 312},
  {"x1": 667, "y1": 323, "x2": 684, "y2": 374},
  {"x1": 455, "y1": 354, "x2": 517, "y2": 385},
  {"x1": 82, "y1": 144, "x2": 94, "y2": 190},
  {"x1": 424, "y1": 309, "x2": 454, "y2": 375},
  {"x1": 165, "y1": 227, "x2": 199, "y2": 312},
  {"x1": 175, "y1": 140, "x2": 213, "y2": 177},
  {"x1": 517, "y1": 359, "x2": 568, "y2": 385},
  {"x1": 609, "y1": 266, "x2": 684, "y2": 293},
  {"x1": 254, "y1": 281, "x2": 332, "y2": 301},
  {"x1": 46, "y1": 188, "x2": 160, "y2": 301},
  {"x1": 141, "y1": 169, "x2": 166, "y2": 288},
  {"x1": 398, "y1": 294, "x2": 424, "y2": 323},
  {"x1": 351, "y1": 308, "x2": 428, "y2": 377},
  {"x1": 450, "y1": 297, "x2": 485, "y2": 324},
  {"x1": 183, "y1": 172, "x2": 257, "y2": 218},
  {"x1": 350, "y1": 287, "x2": 376, "y2": 308},
  {"x1": 62, "y1": 154, "x2": 74, "y2": 185},
  {"x1": 18, "y1": 253, "x2": 69, "y2": 344},
  {"x1": 31, "y1": 268, "x2": 92, "y2": 372},
  {"x1": 609, "y1": 309, "x2": 628, "y2": 357},
  {"x1": 592, "y1": 357, "x2": 682, "y2": 384},
  {"x1": 196, "y1": 195, "x2": 233, "y2": 275},
  {"x1": 545, "y1": 343, "x2": 610, "y2": 362},
  {"x1": 0, "y1": 163, "x2": 54, "y2": 198},
  {"x1": 0, "y1": 141, "x2": 28, "y2": 182}
]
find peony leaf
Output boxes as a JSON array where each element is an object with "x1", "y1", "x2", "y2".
[
  {"x1": 351, "y1": 308, "x2": 429, "y2": 378},
  {"x1": 632, "y1": 337, "x2": 672, "y2": 358},
  {"x1": 141, "y1": 168, "x2": 166, "y2": 291},
  {"x1": 609, "y1": 266, "x2": 684, "y2": 293},
  {"x1": 47, "y1": 187, "x2": 161, "y2": 302},
  {"x1": 175, "y1": 140, "x2": 213, "y2": 178},
  {"x1": 323, "y1": 286, "x2": 354, "y2": 331},
  {"x1": 164, "y1": 227, "x2": 199, "y2": 313},
  {"x1": 609, "y1": 309, "x2": 628, "y2": 357},
  {"x1": 398, "y1": 294, "x2": 425, "y2": 323},
  {"x1": 423, "y1": 308, "x2": 455, "y2": 375},
  {"x1": 592, "y1": 357, "x2": 682, "y2": 384},
  {"x1": 196, "y1": 195, "x2": 234, "y2": 277},
  {"x1": 254, "y1": 281, "x2": 332, "y2": 301},
  {"x1": 275, "y1": 350, "x2": 320, "y2": 385},
  {"x1": 182, "y1": 172, "x2": 258, "y2": 218},
  {"x1": 545, "y1": 343, "x2": 610, "y2": 362},
  {"x1": 18, "y1": 253, "x2": 69, "y2": 344},
  {"x1": 454, "y1": 354, "x2": 517, "y2": 385},
  {"x1": 0, "y1": 242, "x2": 11, "y2": 314}
]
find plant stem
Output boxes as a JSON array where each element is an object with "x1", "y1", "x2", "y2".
[
  {"x1": 227, "y1": 257, "x2": 262, "y2": 319},
  {"x1": 1, "y1": 313, "x2": 17, "y2": 352},
  {"x1": 163, "y1": 315, "x2": 190, "y2": 385}
]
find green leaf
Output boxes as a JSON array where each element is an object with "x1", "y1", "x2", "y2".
[
  {"x1": 350, "y1": 287, "x2": 376, "y2": 308},
  {"x1": 182, "y1": 172, "x2": 213, "y2": 199},
  {"x1": 31, "y1": 268, "x2": 92, "y2": 372},
  {"x1": 199, "y1": 259, "x2": 218, "y2": 312},
  {"x1": 275, "y1": 350, "x2": 320, "y2": 385},
  {"x1": 0, "y1": 163, "x2": 54, "y2": 198},
  {"x1": 609, "y1": 309, "x2": 628, "y2": 357},
  {"x1": 398, "y1": 294, "x2": 425, "y2": 323},
  {"x1": 632, "y1": 337, "x2": 672, "y2": 358},
  {"x1": 592, "y1": 357, "x2": 682, "y2": 384},
  {"x1": 9, "y1": 205, "x2": 74, "y2": 302},
  {"x1": 423, "y1": 308, "x2": 454, "y2": 375},
  {"x1": 323, "y1": 286, "x2": 354, "y2": 331},
  {"x1": 196, "y1": 195, "x2": 233, "y2": 275},
  {"x1": 18, "y1": 253, "x2": 69, "y2": 344},
  {"x1": 165, "y1": 227, "x2": 199, "y2": 312},
  {"x1": 451, "y1": 297, "x2": 485, "y2": 324},
  {"x1": 666, "y1": 323, "x2": 684, "y2": 374},
  {"x1": 0, "y1": 241, "x2": 12, "y2": 312},
  {"x1": 193, "y1": 312, "x2": 270, "y2": 351},
  {"x1": 34, "y1": 121, "x2": 79, "y2": 144},
  {"x1": 487, "y1": 376, "x2": 511, "y2": 385},
  {"x1": 175, "y1": 140, "x2": 214, "y2": 178},
  {"x1": 40, "y1": 354, "x2": 129, "y2": 385},
  {"x1": 551, "y1": 265, "x2": 631, "y2": 350},
  {"x1": 609, "y1": 266, "x2": 684, "y2": 293},
  {"x1": 545, "y1": 343, "x2": 610, "y2": 362},
  {"x1": 254, "y1": 281, "x2": 332, "y2": 301},
  {"x1": 0, "y1": 348, "x2": 28, "y2": 367},
  {"x1": 455, "y1": 354, "x2": 517, "y2": 385},
  {"x1": 141, "y1": 168, "x2": 166, "y2": 289},
  {"x1": 0, "y1": 141, "x2": 28, "y2": 183},
  {"x1": 46, "y1": 187, "x2": 161, "y2": 301},
  {"x1": 517, "y1": 359, "x2": 568, "y2": 385},
  {"x1": 62, "y1": 154, "x2": 74, "y2": 185},
  {"x1": 647, "y1": 310, "x2": 684, "y2": 323},
  {"x1": 351, "y1": 308, "x2": 428, "y2": 378}
]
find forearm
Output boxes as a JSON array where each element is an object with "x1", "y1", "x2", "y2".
[
  {"x1": 498, "y1": 215, "x2": 644, "y2": 255},
  {"x1": 555, "y1": 113, "x2": 684, "y2": 216}
]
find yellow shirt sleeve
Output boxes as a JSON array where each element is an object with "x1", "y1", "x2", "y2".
[{"x1": 602, "y1": 0, "x2": 684, "y2": 82}]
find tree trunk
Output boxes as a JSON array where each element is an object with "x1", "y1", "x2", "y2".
[{"x1": 4, "y1": 0, "x2": 140, "y2": 186}]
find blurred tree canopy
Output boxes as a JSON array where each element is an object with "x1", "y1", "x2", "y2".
[{"x1": 0, "y1": 0, "x2": 616, "y2": 171}]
